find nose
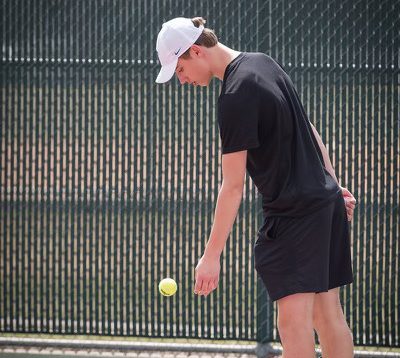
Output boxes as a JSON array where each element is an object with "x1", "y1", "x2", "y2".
[{"x1": 176, "y1": 71, "x2": 188, "y2": 85}]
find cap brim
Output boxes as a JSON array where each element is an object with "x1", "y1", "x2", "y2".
[{"x1": 155, "y1": 59, "x2": 178, "y2": 83}]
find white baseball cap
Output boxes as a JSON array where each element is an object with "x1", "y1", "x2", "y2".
[{"x1": 155, "y1": 17, "x2": 204, "y2": 83}]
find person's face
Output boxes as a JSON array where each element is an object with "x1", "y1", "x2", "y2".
[{"x1": 175, "y1": 46, "x2": 213, "y2": 86}]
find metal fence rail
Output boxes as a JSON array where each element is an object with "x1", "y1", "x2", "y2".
[{"x1": 1, "y1": 0, "x2": 399, "y2": 348}]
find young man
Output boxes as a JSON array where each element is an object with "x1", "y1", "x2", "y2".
[{"x1": 155, "y1": 17, "x2": 356, "y2": 357}]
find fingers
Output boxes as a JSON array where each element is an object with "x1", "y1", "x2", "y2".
[
  {"x1": 344, "y1": 199, "x2": 355, "y2": 221},
  {"x1": 194, "y1": 278, "x2": 203, "y2": 295},
  {"x1": 345, "y1": 200, "x2": 356, "y2": 210},
  {"x1": 345, "y1": 203, "x2": 354, "y2": 218},
  {"x1": 341, "y1": 187, "x2": 356, "y2": 199},
  {"x1": 194, "y1": 276, "x2": 218, "y2": 296},
  {"x1": 341, "y1": 187, "x2": 350, "y2": 197},
  {"x1": 213, "y1": 278, "x2": 219, "y2": 291},
  {"x1": 348, "y1": 198, "x2": 357, "y2": 206},
  {"x1": 346, "y1": 207, "x2": 354, "y2": 221},
  {"x1": 341, "y1": 189, "x2": 357, "y2": 221},
  {"x1": 203, "y1": 281, "x2": 213, "y2": 297}
]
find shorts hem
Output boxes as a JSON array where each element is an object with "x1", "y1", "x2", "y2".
[{"x1": 269, "y1": 279, "x2": 353, "y2": 302}]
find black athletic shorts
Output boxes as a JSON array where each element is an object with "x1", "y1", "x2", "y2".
[{"x1": 254, "y1": 193, "x2": 353, "y2": 301}]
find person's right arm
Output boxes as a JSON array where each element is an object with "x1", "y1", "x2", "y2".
[{"x1": 193, "y1": 150, "x2": 247, "y2": 297}]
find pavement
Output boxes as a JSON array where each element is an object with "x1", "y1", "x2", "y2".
[{"x1": 0, "y1": 347, "x2": 282, "y2": 358}]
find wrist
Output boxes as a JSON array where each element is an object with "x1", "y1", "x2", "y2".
[{"x1": 203, "y1": 245, "x2": 222, "y2": 260}]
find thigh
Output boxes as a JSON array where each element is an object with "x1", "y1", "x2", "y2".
[
  {"x1": 277, "y1": 292, "x2": 316, "y2": 324},
  {"x1": 313, "y1": 287, "x2": 347, "y2": 324}
]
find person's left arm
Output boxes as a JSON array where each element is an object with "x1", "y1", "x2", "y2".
[
  {"x1": 193, "y1": 150, "x2": 247, "y2": 296},
  {"x1": 309, "y1": 123, "x2": 357, "y2": 221}
]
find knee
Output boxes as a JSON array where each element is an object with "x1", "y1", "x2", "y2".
[
  {"x1": 278, "y1": 312, "x2": 313, "y2": 340},
  {"x1": 313, "y1": 310, "x2": 353, "y2": 340},
  {"x1": 312, "y1": 310, "x2": 325, "y2": 332}
]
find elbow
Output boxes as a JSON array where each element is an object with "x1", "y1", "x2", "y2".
[{"x1": 221, "y1": 180, "x2": 244, "y2": 198}]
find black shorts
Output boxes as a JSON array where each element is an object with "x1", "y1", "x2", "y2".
[{"x1": 254, "y1": 194, "x2": 353, "y2": 301}]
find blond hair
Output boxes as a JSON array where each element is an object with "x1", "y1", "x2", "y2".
[{"x1": 180, "y1": 17, "x2": 218, "y2": 59}]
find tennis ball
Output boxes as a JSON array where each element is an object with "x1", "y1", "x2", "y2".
[{"x1": 159, "y1": 278, "x2": 177, "y2": 296}]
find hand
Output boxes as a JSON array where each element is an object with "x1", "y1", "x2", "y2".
[
  {"x1": 194, "y1": 254, "x2": 220, "y2": 296},
  {"x1": 341, "y1": 187, "x2": 357, "y2": 221}
]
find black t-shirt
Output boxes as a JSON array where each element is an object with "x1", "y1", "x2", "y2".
[{"x1": 218, "y1": 52, "x2": 340, "y2": 217}]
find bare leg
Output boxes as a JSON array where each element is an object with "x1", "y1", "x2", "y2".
[
  {"x1": 313, "y1": 288, "x2": 354, "y2": 357},
  {"x1": 277, "y1": 292, "x2": 316, "y2": 358}
]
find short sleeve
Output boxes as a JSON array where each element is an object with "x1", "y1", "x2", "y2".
[{"x1": 218, "y1": 89, "x2": 260, "y2": 154}]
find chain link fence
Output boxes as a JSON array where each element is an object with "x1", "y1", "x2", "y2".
[{"x1": 1, "y1": 0, "x2": 399, "y2": 351}]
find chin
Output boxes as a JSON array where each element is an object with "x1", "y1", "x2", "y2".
[{"x1": 201, "y1": 79, "x2": 212, "y2": 87}]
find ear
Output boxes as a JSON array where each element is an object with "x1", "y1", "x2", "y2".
[{"x1": 190, "y1": 44, "x2": 203, "y2": 57}]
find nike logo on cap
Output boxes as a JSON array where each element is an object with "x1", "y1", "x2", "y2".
[{"x1": 174, "y1": 48, "x2": 181, "y2": 55}]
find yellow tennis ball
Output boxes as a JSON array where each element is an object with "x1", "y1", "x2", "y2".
[{"x1": 159, "y1": 278, "x2": 177, "y2": 296}]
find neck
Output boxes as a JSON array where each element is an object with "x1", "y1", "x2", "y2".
[{"x1": 209, "y1": 43, "x2": 241, "y2": 81}]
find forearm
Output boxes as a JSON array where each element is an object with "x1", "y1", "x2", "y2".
[
  {"x1": 310, "y1": 124, "x2": 339, "y2": 185},
  {"x1": 203, "y1": 182, "x2": 243, "y2": 258}
]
